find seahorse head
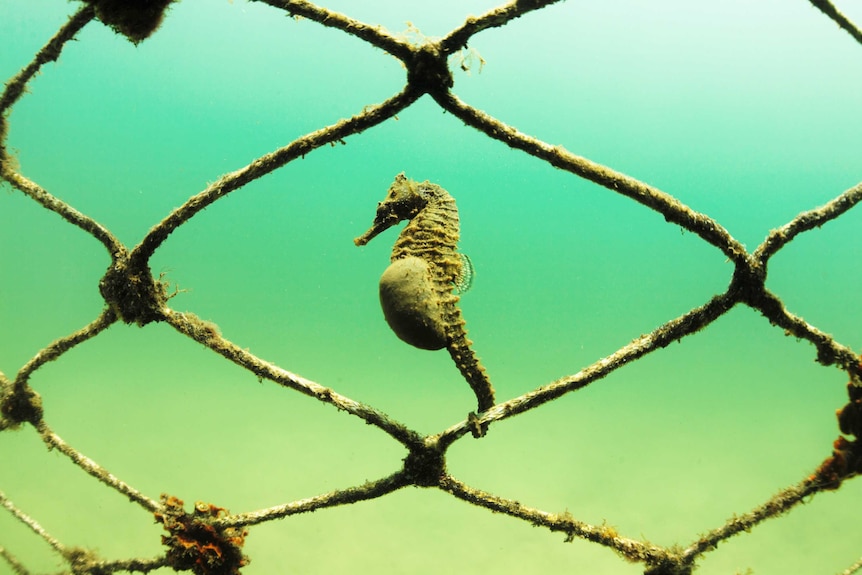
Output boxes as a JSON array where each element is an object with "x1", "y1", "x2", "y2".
[{"x1": 354, "y1": 173, "x2": 427, "y2": 246}]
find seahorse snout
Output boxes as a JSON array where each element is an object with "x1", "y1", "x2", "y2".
[{"x1": 354, "y1": 210, "x2": 401, "y2": 246}]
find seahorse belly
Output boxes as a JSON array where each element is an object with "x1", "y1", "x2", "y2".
[{"x1": 379, "y1": 256, "x2": 448, "y2": 350}]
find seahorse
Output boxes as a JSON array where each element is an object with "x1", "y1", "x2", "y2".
[{"x1": 354, "y1": 173, "x2": 495, "y2": 414}]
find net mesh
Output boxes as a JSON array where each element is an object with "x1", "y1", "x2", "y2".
[{"x1": 2, "y1": 1, "x2": 862, "y2": 574}]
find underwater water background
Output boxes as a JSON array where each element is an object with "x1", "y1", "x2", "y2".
[{"x1": 2, "y1": 0, "x2": 862, "y2": 573}]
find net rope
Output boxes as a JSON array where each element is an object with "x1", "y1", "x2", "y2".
[{"x1": 1, "y1": 1, "x2": 862, "y2": 574}]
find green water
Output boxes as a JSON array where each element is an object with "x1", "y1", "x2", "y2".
[{"x1": 2, "y1": 1, "x2": 862, "y2": 573}]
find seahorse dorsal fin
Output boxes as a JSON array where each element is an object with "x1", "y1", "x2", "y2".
[{"x1": 454, "y1": 253, "x2": 474, "y2": 295}]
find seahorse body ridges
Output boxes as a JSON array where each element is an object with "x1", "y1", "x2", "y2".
[{"x1": 355, "y1": 173, "x2": 495, "y2": 414}]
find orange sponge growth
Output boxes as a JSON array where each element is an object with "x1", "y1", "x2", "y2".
[{"x1": 154, "y1": 494, "x2": 249, "y2": 575}]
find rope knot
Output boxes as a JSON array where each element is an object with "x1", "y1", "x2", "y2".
[
  {"x1": 406, "y1": 45, "x2": 454, "y2": 96},
  {"x1": 403, "y1": 442, "x2": 446, "y2": 487},
  {"x1": 99, "y1": 255, "x2": 167, "y2": 326}
]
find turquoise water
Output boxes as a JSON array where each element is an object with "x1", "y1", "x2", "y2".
[{"x1": 2, "y1": 1, "x2": 862, "y2": 573}]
